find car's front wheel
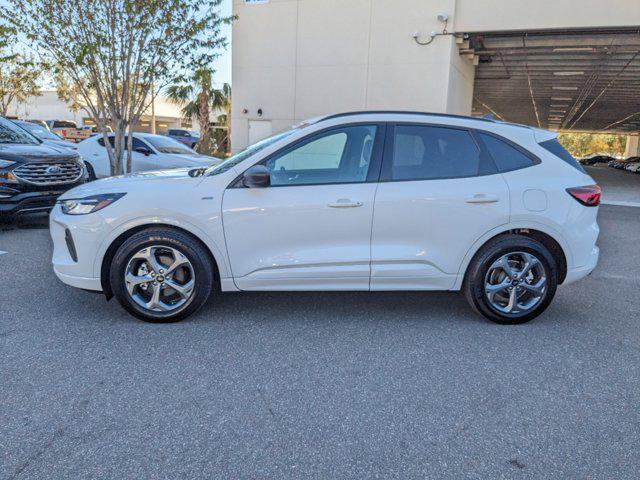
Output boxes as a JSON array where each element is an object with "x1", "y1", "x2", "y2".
[
  {"x1": 464, "y1": 235, "x2": 558, "y2": 324},
  {"x1": 109, "y1": 228, "x2": 214, "y2": 322}
]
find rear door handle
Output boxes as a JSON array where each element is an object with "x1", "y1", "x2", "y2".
[
  {"x1": 328, "y1": 198, "x2": 363, "y2": 208},
  {"x1": 465, "y1": 194, "x2": 500, "y2": 204}
]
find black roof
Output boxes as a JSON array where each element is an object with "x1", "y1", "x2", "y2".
[{"x1": 321, "y1": 111, "x2": 496, "y2": 123}]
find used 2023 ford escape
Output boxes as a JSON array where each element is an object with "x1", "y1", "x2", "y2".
[{"x1": 50, "y1": 112, "x2": 601, "y2": 324}]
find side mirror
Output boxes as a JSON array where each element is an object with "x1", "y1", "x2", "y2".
[
  {"x1": 243, "y1": 165, "x2": 270, "y2": 188},
  {"x1": 134, "y1": 147, "x2": 152, "y2": 156}
]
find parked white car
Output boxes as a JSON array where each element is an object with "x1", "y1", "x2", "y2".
[
  {"x1": 625, "y1": 162, "x2": 640, "y2": 173},
  {"x1": 50, "y1": 112, "x2": 601, "y2": 324},
  {"x1": 77, "y1": 132, "x2": 218, "y2": 179}
]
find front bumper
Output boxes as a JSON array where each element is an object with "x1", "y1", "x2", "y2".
[
  {"x1": 50, "y1": 204, "x2": 104, "y2": 292},
  {"x1": 53, "y1": 268, "x2": 103, "y2": 291},
  {"x1": 0, "y1": 175, "x2": 85, "y2": 216}
]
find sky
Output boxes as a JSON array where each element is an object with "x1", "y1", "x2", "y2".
[
  {"x1": 1, "y1": 0, "x2": 234, "y2": 87},
  {"x1": 213, "y1": 0, "x2": 233, "y2": 86}
]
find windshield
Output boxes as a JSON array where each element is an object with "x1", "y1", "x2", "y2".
[
  {"x1": 144, "y1": 135, "x2": 194, "y2": 154},
  {"x1": 206, "y1": 129, "x2": 297, "y2": 176},
  {"x1": 16, "y1": 121, "x2": 62, "y2": 141},
  {"x1": 0, "y1": 117, "x2": 40, "y2": 145}
]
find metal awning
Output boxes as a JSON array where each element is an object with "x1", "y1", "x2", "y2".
[{"x1": 462, "y1": 29, "x2": 640, "y2": 133}]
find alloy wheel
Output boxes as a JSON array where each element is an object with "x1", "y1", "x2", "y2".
[
  {"x1": 484, "y1": 251, "x2": 547, "y2": 315},
  {"x1": 124, "y1": 246, "x2": 195, "y2": 312}
]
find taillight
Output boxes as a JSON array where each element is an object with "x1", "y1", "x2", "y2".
[{"x1": 566, "y1": 184, "x2": 601, "y2": 207}]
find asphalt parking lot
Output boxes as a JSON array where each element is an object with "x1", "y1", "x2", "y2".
[{"x1": 1, "y1": 205, "x2": 639, "y2": 479}]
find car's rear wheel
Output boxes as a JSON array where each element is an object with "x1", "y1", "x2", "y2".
[
  {"x1": 464, "y1": 235, "x2": 558, "y2": 324},
  {"x1": 109, "y1": 228, "x2": 214, "y2": 322}
]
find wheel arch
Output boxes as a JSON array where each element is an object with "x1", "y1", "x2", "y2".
[
  {"x1": 99, "y1": 222, "x2": 226, "y2": 299},
  {"x1": 455, "y1": 224, "x2": 569, "y2": 290}
]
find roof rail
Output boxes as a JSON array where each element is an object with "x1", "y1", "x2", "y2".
[{"x1": 320, "y1": 111, "x2": 496, "y2": 123}]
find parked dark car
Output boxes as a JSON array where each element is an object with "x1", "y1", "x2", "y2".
[
  {"x1": 609, "y1": 156, "x2": 640, "y2": 173},
  {"x1": 166, "y1": 128, "x2": 199, "y2": 149},
  {"x1": 0, "y1": 117, "x2": 85, "y2": 217},
  {"x1": 578, "y1": 154, "x2": 614, "y2": 166},
  {"x1": 12, "y1": 119, "x2": 78, "y2": 152}
]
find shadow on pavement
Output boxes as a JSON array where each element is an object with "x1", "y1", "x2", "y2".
[{"x1": 0, "y1": 213, "x2": 50, "y2": 231}]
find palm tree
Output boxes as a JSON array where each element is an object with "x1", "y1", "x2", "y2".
[
  {"x1": 166, "y1": 68, "x2": 217, "y2": 154},
  {"x1": 211, "y1": 83, "x2": 231, "y2": 155}
]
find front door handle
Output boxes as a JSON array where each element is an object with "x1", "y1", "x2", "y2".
[
  {"x1": 466, "y1": 194, "x2": 500, "y2": 204},
  {"x1": 328, "y1": 198, "x2": 363, "y2": 208}
]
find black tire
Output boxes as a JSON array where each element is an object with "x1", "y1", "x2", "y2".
[
  {"x1": 85, "y1": 162, "x2": 97, "y2": 181},
  {"x1": 463, "y1": 235, "x2": 558, "y2": 325},
  {"x1": 109, "y1": 227, "x2": 214, "y2": 323}
]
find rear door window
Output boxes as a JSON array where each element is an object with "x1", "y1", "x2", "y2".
[
  {"x1": 132, "y1": 137, "x2": 149, "y2": 151},
  {"x1": 97, "y1": 136, "x2": 147, "y2": 151},
  {"x1": 381, "y1": 125, "x2": 495, "y2": 181},
  {"x1": 98, "y1": 137, "x2": 116, "y2": 148}
]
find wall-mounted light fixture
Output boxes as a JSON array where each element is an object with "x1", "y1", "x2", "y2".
[{"x1": 413, "y1": 13, "x2": 449, "y2": 46}]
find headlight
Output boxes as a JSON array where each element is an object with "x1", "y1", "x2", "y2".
[
  {"x1": 0, "y1": 172, "x2": 18, "y2": 183},
  {"x1": 0, "y1": 160, "x2": 16, "y2": 168},
  {"x1": 60, "y1": 193, "x2": 126, "y2": 215}
]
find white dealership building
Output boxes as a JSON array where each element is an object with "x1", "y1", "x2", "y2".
[{"x1": 231, "y1": 0, "x2": 640, "y2": 156}]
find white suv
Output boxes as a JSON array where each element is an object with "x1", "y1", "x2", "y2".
[{"x1": 50, "y1": 112, "x2": 601, "y2": 324}]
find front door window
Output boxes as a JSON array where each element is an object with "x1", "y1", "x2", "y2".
[{"x1": 264, "y1": 125, "x2": 377, "y2": 186}]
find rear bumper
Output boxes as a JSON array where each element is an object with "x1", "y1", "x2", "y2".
[{"x1": 564, "y1": 245, "x2": 599, "y2": 285}]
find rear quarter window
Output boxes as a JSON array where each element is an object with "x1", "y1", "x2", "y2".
[
  {"x1": 478, "y1": 133, "x2": 537, "y2": 173},
  {"x1": 539, "y1": 139, "x2": 586, "y2": 173}
]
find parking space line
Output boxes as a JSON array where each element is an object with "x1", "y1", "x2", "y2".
[
  {"x1": 0, "y1": 251, "x2": 7, "y2": 255},
  {"x1": 602, "y1": 200, "x2": 640, "y2": 208}
]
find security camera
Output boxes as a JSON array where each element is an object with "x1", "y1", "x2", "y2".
[{"x1": 437, "y1": 13, "x2": 449, "y2": 23}]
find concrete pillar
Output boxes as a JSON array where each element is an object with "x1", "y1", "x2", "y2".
[
  {"x1": 444, "y1": 38, "x2": 476, "y2": 115},
  {"x1": 624, "y1": 135, "x2": 640, "y2": 158}
]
